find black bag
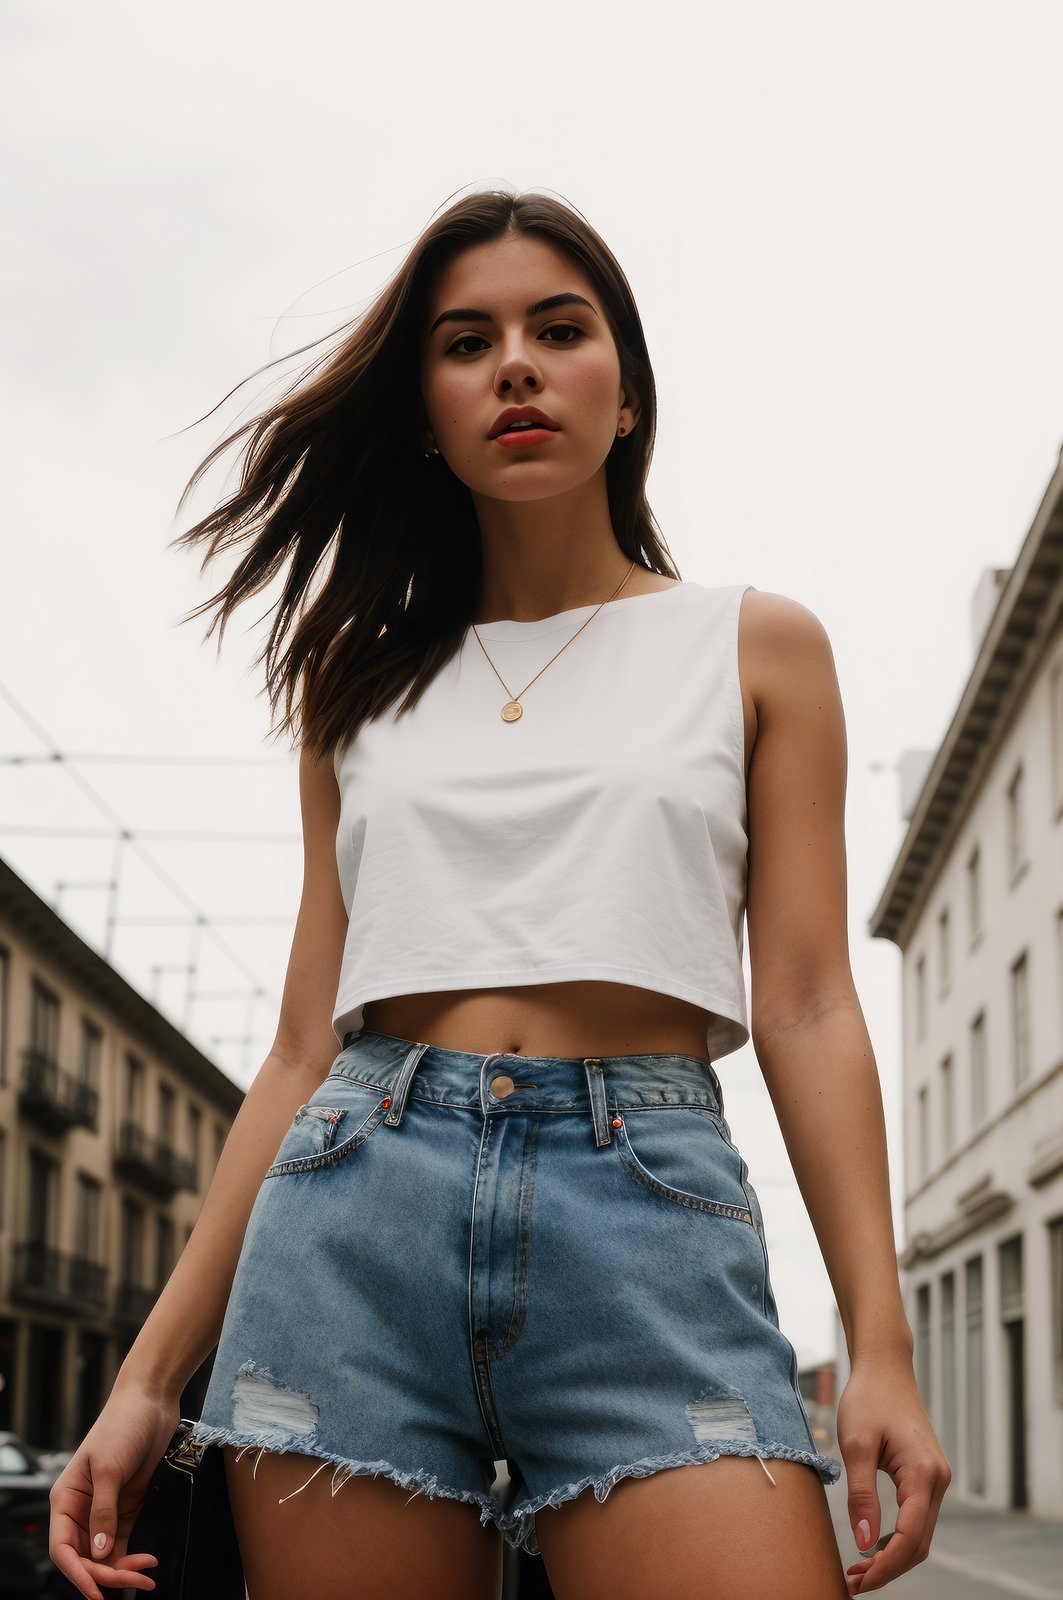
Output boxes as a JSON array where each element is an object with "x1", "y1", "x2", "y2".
[{"x1": 126, "y1": 1419, "x2": 245, "y2": 1598}]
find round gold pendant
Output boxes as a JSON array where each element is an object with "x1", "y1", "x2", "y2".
[{"x1": 501, "y1": 700, "x2": 523, "y2": 722}]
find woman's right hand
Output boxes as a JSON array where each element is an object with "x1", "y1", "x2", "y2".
[{"x1": 48, "y1": 1381, "x2": 179, "y2": 1599}]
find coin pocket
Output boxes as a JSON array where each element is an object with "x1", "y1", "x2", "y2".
[
  {"x1": 265, "y1": 1085, "x2": 388, "y2": 1177},
  {"x1": 612, "y1": 1105, "x2": 755, "y2": 1224}
]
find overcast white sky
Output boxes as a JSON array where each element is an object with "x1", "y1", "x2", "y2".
[{"x1": 2, "y1": 1, "x2": 1061, "y2": 1368}]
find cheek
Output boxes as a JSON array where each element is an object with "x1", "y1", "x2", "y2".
[{"x1": 424, "y1": 372, "x2": 481, "y2": 443}]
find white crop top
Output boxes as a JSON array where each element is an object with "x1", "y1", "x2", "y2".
[{"x1": 331, "y1": 581, "x2": 753, "y2": 1062}]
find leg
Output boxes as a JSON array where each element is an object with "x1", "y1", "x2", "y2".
[
  {"x1": 534, "y1": 1458, "x2": 849, "y2": 1600},
  {"x1": 223, "y1": 1447, "x2": 502, "y2": 1600}
]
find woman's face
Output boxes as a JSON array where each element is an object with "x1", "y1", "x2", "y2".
[{"x1": 419, "y1": 230, "x2": 636, "y2": 503}]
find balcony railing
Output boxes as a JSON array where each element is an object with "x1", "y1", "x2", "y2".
[
  {"x1": 18, "y1": 1047, "x2": 99, "y2": 1133},
  {"x1": 11, "y1": 1242, "x2": 108, "y2": 1315},
  {"x1": 114, "y1": 1281, "x2": 160, "y2": 1331},
  {"x1": 114, "y1": 1120, "x2": 198, "y2": 1197}
]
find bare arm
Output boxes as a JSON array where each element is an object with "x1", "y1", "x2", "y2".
[
  {"x1": 742, "y1": 590, "x2": 910, "y2": 1358},
  {"x1": 113, "y1": 741, "x2": 350, "y2": 1401},
  {"x1": 742, "y1": 591, "x2": 950, "y2": 1594}
]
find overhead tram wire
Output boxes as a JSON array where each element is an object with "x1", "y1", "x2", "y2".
[{"x1": 0, "y1": 676, "x2": 286, "y2": 1056}]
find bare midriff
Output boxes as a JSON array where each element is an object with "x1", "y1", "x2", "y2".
[{"x1": 361, "y1": 980, "x2": 719, "y2": 1066}]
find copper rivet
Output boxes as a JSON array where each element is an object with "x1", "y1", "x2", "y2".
[
  {"x1": 612, "y1": 1116, "x2": 623, "y2": 1127},
  {"x1": 381, "y1": 1096, "x2": 391, "y2": 1108}
]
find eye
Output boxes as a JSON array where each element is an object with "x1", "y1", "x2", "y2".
[
  {"x1": 444, "y1": 323, "x2": 586, "y2": 356},
  {"x1": 445, "y1": 334, "x2": 488, "y2": 355}
]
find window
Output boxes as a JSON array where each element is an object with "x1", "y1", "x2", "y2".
[
  {"x1": 915, "y1": 1283, "x2": 932, "y2": 1410},
  {"x1": 121, "y1": 1199, "x2": 144, "y2": 1287},
  {"x1": 187, "y1": 1104, "x2": 202, "y2": 1187},
  {"x1": 1050, "y1": 1217, "x2": 1063, "y2": 1406},
  {"x1": 965, "y1": 1255, "x2": 985, "y2": 1494},
  {"x1": 74, "y1": 1175, "x2": 101, "y2": 1263},
  {"x1": 155, "y1": 1215, "x2": 175, "y2": 1291},
  {"x1": 940, "y1": 1271, "x2": 957, "y2": 1463},
  {"x1": 29, "y1": 978, "x2": 60, "y2": 1061},
  {"x1": 0, "y1": 943, "x2": 9, "y2": 1086},
  {"x1": 938, "y1": 907, "x2": 951, "y2": 994},
  {"x1": 1006, "y1": 764, "x2": 1026, "y2": 880},
  {"x1": 27, "y1": 1148, "x2": 59, "y2": 1247},
  {"x1": 1050, "y1": 660, "x2": 1063, "y2": 816},
  {"x1": 1058, "y1": 909, "x2": 1063, "y2": 1050},
  {"x1": 125, "y1": 1054, "x2": 145, "y2": 1124},
  {"x1": 914, "y1": 954, "x2": 927, "y2": 1040},
  {"x1": 999, "y1": 1234, "x2": 1023, "y2": 1322},
  {"x1": 970, "y1": 1011, "x2": 988, "y2": 1126},
  {"x1": 940, "y1": 1054, "x2": 955, "y2": 1154},
  {"x1": 78, "y1": 1020, "x2": 102, "y2": 1090},
  {"x1": 917, "y1": 1085, "x2": 930, "y2": 1181},
  {"x1": 158, "y1": 1082, "x2": 176, "y2": 1148},
  {"x1": 966, "y1": 845, "x2": 982, "y2": 942},
  {"x1": 1011, "y1": 951, "x2": 1031, "y2": 1089}
]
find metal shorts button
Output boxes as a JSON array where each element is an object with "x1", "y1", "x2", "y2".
[{"x1": 489, "y1": 1074, "x2": 516, "y2": 1098}]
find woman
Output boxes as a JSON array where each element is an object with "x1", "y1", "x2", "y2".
[{"x1": 49, "y1": 189, "x2": 950, "y2": 1600}]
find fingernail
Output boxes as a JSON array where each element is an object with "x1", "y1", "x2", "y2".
[
  {"x1": 93, "y1": 1533, "x2": 108, "y2": 1550},
  {"x1": 856, "y1": 1519, "x2": 871, "y2": 1548}
]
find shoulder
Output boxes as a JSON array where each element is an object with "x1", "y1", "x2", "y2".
[{"x1": 738, "y1": 587, "x2": 837, "y2": 706}]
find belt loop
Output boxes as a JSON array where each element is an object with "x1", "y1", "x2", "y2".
[
  {"x1": 582, "y1": 1058, "x2": 613, "y2": 1148},
  {"x1": 383, "y1": 1041, "x2": 431, "y2": 1127}
]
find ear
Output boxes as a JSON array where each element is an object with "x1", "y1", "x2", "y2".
[{"x1": 619, "y1": 374, "x2": 643, "y2": 436}]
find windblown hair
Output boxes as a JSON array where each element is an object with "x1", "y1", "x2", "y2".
[{"x1": 169, "y1": 188, "x2": 678, "y2": 764}]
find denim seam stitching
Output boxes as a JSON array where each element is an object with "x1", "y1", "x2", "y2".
[
  {"x1": 613, "y1": 1117, "x2": 755, "y2": 1224},
  {"x1": 265, "y1": 1106, "x2": 386, "y2": 1177},
  {"x1": 491, "y1": 1119, "x2": 539, "y2": 1360}
]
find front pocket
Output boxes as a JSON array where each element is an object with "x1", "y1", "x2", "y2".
[
  {"x1": 612, "y1": 1106, "x2": 755, "y2": 1224},
  {"x1": 265, "y1": 1083, "x2": 389, "y2": 1177}
]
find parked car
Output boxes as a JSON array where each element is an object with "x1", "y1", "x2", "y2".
[{"x1": 0, "y1": 1431, "x2": 62, "y2": 1597}]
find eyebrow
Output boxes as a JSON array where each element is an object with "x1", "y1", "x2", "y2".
[{"x1": 428, "y1": 292, "x2": 600, "y2": 339}]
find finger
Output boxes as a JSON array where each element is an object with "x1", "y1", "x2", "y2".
[
  {"x1": 87, "y1": 1468, "x2": 123, "y2": 1562},
  {"x1": 97, "y1": 1552, "x2": 159, "y2": 1572},
  {"x1": 841, "y1": 1433, "x2": 883, "y2": 1553},
  {"x1": 82, "y1": 1556, "x2": 158, "y2": 1591},
  {"x1": 846, "y1": 1515, "x2": 925, "y2": 1591},
  {"x1": 49, "y1": 1542, "x2": 105, "y2": 1600}
]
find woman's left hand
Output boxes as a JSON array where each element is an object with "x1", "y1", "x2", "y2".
[{"x1": 833, "y1": 1348, "x2": 952, "y2": 1594}]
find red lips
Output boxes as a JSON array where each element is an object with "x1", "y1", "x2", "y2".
[{"x1": 488, "y1": 406, "x2": 560, "y2": 438}]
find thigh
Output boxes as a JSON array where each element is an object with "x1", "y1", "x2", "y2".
[
  {"x1": 224, "y1": 1447, "x2": 502, "y2": 1600},
  {"x1": 534, "y1": 1458, "x2": 848, "y2": 1600}
]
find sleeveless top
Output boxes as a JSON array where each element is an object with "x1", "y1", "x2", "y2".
[{"x1": 331, "y1": 581, "x2": 753, "y2": 1062}]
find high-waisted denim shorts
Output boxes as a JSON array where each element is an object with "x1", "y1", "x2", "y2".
[{"x1": 191, "y1": 1028, "x2": 841, "y2": 1556}]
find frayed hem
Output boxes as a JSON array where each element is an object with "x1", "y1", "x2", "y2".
[
  {"x1": 187, "y1": 1423, "x2": 505, "y2": 1533},
  {"x1": 494, "y1": 1439, "x2": 844, "y2": 1557}
]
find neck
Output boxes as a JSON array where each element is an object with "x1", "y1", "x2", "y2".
[{"x1": 469, "y1": 475, "x2": 639, "y2": 623}]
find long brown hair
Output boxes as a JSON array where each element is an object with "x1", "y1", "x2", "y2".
[{"x1": 169, "y1": 188, "x2": 678, "y2": 764}]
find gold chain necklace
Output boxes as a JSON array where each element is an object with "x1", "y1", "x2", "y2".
[{"x1": 471, "y1": 560, "x2": 637, "y2": 722}]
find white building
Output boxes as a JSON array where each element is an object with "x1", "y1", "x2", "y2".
[{"x1": 867, "y1": 446, "x2": 1063, "y2": 1519}]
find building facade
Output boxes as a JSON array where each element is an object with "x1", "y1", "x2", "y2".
[
  {"x1": 0, "y1": 856, "x2": 244, "y2": 1449},
  {"x1": 868, "y1": 448, "x2": 1063, "y2": 1519}
]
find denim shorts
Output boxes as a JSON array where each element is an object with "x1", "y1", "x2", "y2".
[{"x1": 191, "y1": 1028, "x2": 841, "y2": 1556}]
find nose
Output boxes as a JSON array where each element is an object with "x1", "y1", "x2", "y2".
[{"x1": 494, "y1": 339, "x2": 544, "y2": 396}]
